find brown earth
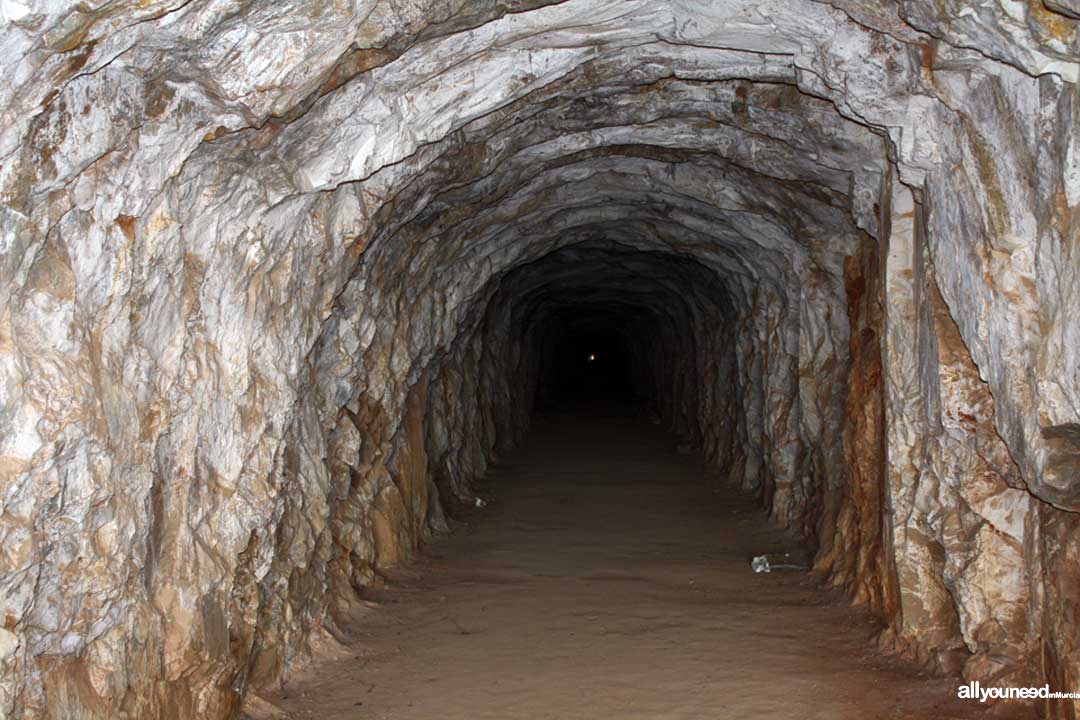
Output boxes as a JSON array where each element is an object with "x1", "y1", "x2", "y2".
[{"x1": 257, "y1": 408, "x2": 1015, "y2": 720}]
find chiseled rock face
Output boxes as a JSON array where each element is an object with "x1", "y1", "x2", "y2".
[{"x1": 0, "y1": 1, "x2": 1078, "y2": 718}]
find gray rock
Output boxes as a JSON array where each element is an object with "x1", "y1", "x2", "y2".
[{"x1": 0, "y1": 1, "x2": 1078, "y2": 717}]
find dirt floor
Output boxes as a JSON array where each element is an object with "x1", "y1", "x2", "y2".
[{"x1": 255, "y1": 407, "x2": 1013, "y2": 720}]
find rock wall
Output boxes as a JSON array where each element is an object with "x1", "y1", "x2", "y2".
[{"x1": 1, "y1": 1, "x2": 1079, "y2": 718}]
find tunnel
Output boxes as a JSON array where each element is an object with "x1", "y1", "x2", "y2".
[{"x1": 1, "y1": 1, "x2": 1080, "y2": 718}]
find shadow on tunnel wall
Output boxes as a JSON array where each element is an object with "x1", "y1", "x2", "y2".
[{"x1": 6, "y1": 3, "x2": 1080, "y2": 717}]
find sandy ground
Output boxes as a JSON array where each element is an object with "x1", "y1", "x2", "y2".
[{"x1": 257, "y1": 408, "x2": 1015, "y2": 720}]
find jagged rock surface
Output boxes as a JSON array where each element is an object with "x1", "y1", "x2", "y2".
[{"x1": 0, "y1": 1, "x2": 1078, "y2": 718}]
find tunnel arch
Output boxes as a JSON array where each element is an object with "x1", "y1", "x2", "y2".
[{"x1": 2, "y1": 2, "x2": 1079, "y2": 718}]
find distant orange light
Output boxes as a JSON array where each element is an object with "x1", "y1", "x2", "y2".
[{"x1": 588, "y1": 354, "x2": 596, "y2": 362}]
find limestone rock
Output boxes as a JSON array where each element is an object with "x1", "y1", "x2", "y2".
[{"x1": 1, "y1": 1, "x2": 1078, "y2": 718}]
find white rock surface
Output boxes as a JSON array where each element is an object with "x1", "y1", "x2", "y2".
[{"x1": 0, "y1": 1, "x2": 1078, "y2": 717}]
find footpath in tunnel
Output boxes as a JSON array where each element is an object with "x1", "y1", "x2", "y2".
[
  {"x1": 262, "y1": 406, "x2": 994, "y2": 720},
  {"x1": 8, "y1": 3, "x2": 1080, "y2": 717}
]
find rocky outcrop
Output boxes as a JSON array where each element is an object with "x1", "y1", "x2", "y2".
[{"x1": 1, "y1": 1, "x2": 1078, "y2": 718}]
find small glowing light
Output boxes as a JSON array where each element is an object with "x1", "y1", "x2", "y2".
[{"x1": 588, "y1": 353, "x2": 596, "y2": 362}]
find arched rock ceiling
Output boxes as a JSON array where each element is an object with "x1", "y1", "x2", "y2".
[
  {"x1": 491, "y1": 243, "x2": 734, "y2": 338},
  {"x1": 2, "y1": 0, "x2": 1078, "y2": 505},
  {"x1": 3, "y1": 2, "x2": 1080, "y2": 717}
]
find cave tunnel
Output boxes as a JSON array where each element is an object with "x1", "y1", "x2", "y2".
[
  {"x1": 516, "y1": 244, "x2": 729, "y2": 420},
  {"x1": 2, "y1": 1, "x2": 1080, "y2": 719}
]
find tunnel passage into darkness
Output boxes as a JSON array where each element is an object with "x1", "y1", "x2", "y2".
[
  {"x1": 6, "y1": 3, "x2": 1080, "y2": 718},
  {"x1": 301, "y1": 59, "x2": 1039, "y2": 715},
  {"x1": 356, "y1": 77, "x2": 893, "y2": 571},
  {"x1": 537, "y1": 305, "x2": 643, "y2": 406},
  {"x1": 504, "y1": 244, "x2": 735, "y2": 432}
]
